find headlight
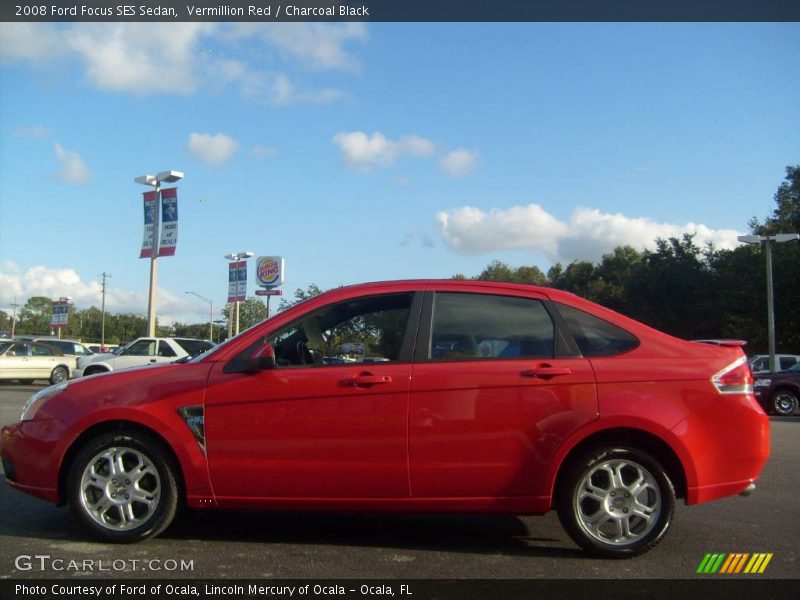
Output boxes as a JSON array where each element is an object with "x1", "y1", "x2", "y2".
[{"x1": 20, "y1": 381, "x2": 68, "y2": 421}]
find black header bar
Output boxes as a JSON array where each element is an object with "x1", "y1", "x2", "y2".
[{"x1": 3, "y1": 0, "x2": 800, "y2": 23}]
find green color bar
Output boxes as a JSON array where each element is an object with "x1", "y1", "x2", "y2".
[
  {"x1": 697, "y1": 554, "x2": 713, "y2": 573},
  {"x1": 710, "y1": 553, "x2": 727, "y2": 573}
]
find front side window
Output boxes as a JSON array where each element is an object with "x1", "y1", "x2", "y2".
[
  {"x1": 429, "y1": 293, "x2": 555, "y2": 361},
  {"x1": 268, "y1": 293, "x2": 414, "y2": 367},
  {"x1": 174, "y1": 339, "x2": 214, "y2": 357},
  {"x1": 556, "y1": 303, "x2": 639, "y2": 357}
]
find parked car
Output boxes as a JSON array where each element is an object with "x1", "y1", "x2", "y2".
[
  {"x1": 72, "y1": 337, "x2": 214, "y2": 378},
  {"x1": 0, "y1": 340, "x2": 72, "y2": 384},
  {"x1": 1, "y1": 280, "x2": 768, "y2": 557},
  {"x1": 749, "y1": 354, "x2": 800, "y2": 375},
  {"x1": 753, "y1": 362, "x2": 800, "y2": 416}
]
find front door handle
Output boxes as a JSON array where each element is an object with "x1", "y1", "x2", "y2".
[
  {"x1": 523, "y1": 365, "x2": 572, "y2": 378},
  {"x1": 350, "y1": 373, "x2": 392, "y2": 386}
]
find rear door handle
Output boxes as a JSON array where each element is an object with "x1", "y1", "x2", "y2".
[
  {"x1": 350, "y1": 373, "x2": 392, "y2": 386},
  {"x1": 523, "y1": 366, "x2": 572, "y2": 378}
]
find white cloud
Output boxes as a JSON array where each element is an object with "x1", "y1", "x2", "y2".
[
  {"x1": 53, "y1": 143, "x2": 90, "y2": 183},
  {"x1": 65, "y1": 23, "x2": 213, "y2": 94},
  {"x1": 332, "y1": 131, "x2": 435, "y2": 170},
  {"x1": 187, "y1": 132, "x2": 239, "y2": 166},
  {"x1": 14, "y1": 125, "x2": 50, "y2": 139},
  {"x1": 0, "y1": 262, "x2": 206, "y2": 325},
  {"x1": 436, "y1": 204, "x2": 741, "y2": 263},
  {"x1": 439, "y1": 149, "x2": 478, "y2": 177},
  {"x1": 268, "y1": 72, "x2": 344, "y2": 106},
  {"x1": 1, "y1": 23, "x2": 362, "y2": 104},
  {"x1": 0, "y1": 23, "x2": 63, "y2": 64},
  {"x1": 252, "y1": 145, "x2": 278, "y2": 160},
  {"x1": 235, "y1": 23, "x2": 368, "y2": 71}
]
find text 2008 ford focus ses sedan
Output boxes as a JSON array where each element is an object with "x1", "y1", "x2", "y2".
[{"x1": 1, "y1": 280, "x2": 769, "y2": 557}]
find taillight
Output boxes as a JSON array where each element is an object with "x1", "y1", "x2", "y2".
[{"x1": 712, "y1": 356, "x2": 754, "y2": 395}]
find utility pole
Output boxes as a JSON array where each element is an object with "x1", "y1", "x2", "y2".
[
  {"x1": 10, "y1": 298, "x2": 19, "y2": 338},
  {"x1": 101, "y1": 272, "x2": 112, "y2": 349}
]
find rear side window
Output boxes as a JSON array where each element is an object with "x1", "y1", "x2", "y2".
[
  {"x1": 779, "y1": 357, "x2": 798, "y2": 370},
  {"x1": 174, "y1": 339, "x2": 214, "y2": 357},
  {"x1": 158, "y1": 341, "x2": 177, "y2": 357},
  {"x1": 556, "y1": 303, "x2": 639, "y2": 357},
  {"x1": 429, "y1": 293, "x2": 554, "y2": 360}
]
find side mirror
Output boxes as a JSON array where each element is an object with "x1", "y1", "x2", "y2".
[
  {"x1": 224, "y1": 341, "x2": 276, "y2": 374},
  {"x1": 251, "y1": 342, "x2": 277, "y2": 370}
]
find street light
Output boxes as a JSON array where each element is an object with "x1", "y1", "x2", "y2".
[
  {"x1": 225, "y1": 251, "x2": 254, "y2": 335},
  {"x1": 135, "y1": 170, "x2": 184, "y2": 337},
  {"x1": 185, "y1": 291, "x2": 214, "y2": 342},
  {"x1": 737, "y1": 232, "x2": 800, "y2": 373}
]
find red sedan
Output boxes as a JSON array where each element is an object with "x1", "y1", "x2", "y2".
[{"x1": 0, "y1": 280, "x2": 769, "y2": 557}]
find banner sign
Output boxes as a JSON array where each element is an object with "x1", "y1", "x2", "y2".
[
  {"x1": 158, "y1": 187, "x2": 178, "y2": 256},
  {"x1": 256, "y1": 256, "x2": 285, "y2": 288},
  {"x1": 50, "y1": 300, "x2": 69, "y2": 329},
  {"x1": 139, "y1": 191, "x2": 156, "y2": 259},
  {"x1": 227, "y1": 261, "x2": 247, "y2": 303}
]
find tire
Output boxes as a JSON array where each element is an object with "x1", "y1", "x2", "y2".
[
  {"x1": 67, "y1": 430, "x2": 179, "y2": 543},
  {"x1": 50, "y1": 366, "x2": 69, "y2": 385},
  {"x1": 556, "y1": 447, "x2": 675, "y2": 558},
  {"x1": 771, "y1": 390, "x2": 799, "y2": 416}
]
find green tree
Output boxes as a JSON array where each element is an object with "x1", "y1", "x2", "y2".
[
  {"x1": 223, "y1": 297, "x2": 269, "y2": 331},
  {"x1": 17, "y1": 296, "x2": 53, "y2": 334},
  {"x1": 278, "y1": 284, "x2": 326, "y2": 311}
]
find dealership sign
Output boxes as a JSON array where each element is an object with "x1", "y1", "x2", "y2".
[
  {"x1": 227, "y1": 261, "x2": 248, "y2": 303},
  {"x1": 139, "y1": 191, "x2": 156, "y2": 258},
  {"x1": 50, "y1": 300, "x2": 69, "y2": 329},
  {"x1": 256, "y1": 256, "x2": 284, "y2": 288},
  {"x1": 158, "y1": 187, "x2": 178, "y2": 256}
]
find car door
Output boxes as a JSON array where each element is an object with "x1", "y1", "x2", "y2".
[
  {"x1": 205, "y1": 292, "x2": 422, "y2": 501},
  {"x1": 112, "y1": 338, "x2": 157, "y2": 370},
  {"x1": 0, "y1": 342, "x2": 31, "y2": 379},
  {"x1": 409, "y1": 288, "x2": 598, "y2": 499},
  {"x1": 29, "y1": 343, "x2": 59, "y2": 377}
]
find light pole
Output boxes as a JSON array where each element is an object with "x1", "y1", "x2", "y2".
[
  {"x1": 738, "y1": 233, "x2": 799, "y2": 373},
  {"x1": 225, "y1": 251, "x2": 254, "y2": 335},
  {"x1": 100, "y1": 272, "x2": 111, "y2": 349},
  {"x1": 185, "y1": 291, "x2": 214, "y2": 342},
  {"x1": 134, "y1": 170, "x2": 184, "y2": 337}
]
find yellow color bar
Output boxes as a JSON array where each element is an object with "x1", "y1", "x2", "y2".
[{"x1": 758, "y1": 554, "x2": 773, "y2": 574}]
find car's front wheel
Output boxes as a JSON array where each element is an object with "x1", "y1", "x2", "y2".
[
  {"x1": 556, "y1": 447, "x2": 675, "y2": 558},
  {"x1": 67, "y1": 430, "x2": 179, "y2": 543},
  {"x1": 771, "y1": 390, "x2": 799, "y2": 416}
]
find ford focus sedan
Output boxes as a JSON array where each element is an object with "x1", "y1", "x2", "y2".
[{"x1": 0, "y1": 280, "x2": 769, "y2": 557}]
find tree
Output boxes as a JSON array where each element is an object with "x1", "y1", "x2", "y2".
[
  {"x1": 278, "y1": 284, "x2": 326, "y2": 311},
  {"x1": 17, "y1": 296, "x2": 53, "y2": 334},
  {"x1": 223, "y1": 297, "x2": 269, "y2": 331}
]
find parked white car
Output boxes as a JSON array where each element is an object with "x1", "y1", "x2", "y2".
[
  {"x1": 0, "y1": 340, "x2": 73, "y2": 384},
  {"x1": 72, "y1": 337, "x2": 214, "y2": 378}
]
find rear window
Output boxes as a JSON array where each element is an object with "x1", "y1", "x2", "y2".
[
  {"x1": 556, "y1": 303, "x2": 639, "y2": 357},
  {"x1": 174, "y1": 339, "x2": 214, "y2": 357}
]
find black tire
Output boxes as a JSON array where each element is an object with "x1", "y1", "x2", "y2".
[
  {"x1": 771, "y1": 389, "x2": 799, "y2": 416},
  {"x1": 50, "y1": 366, "x2": 69, "y2": 385},
  {"x1": 66, "y1": 430, "x2": 179, "y2": 543},
  {"x1": 556, "y1": 446, "x2": 675, "y2": 558}
]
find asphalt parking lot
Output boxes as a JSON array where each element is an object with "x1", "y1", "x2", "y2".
[{"x1": 0, "y1": 383, "x2": 797, "y2": 580}]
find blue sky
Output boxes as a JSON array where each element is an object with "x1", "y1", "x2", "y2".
[{"x1": 1, "y1": 23, "x2": 798, "y2": 326}]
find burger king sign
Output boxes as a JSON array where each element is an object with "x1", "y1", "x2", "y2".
[{"x1": 256, "y1": 256, "x2": 285, "y2": 288}]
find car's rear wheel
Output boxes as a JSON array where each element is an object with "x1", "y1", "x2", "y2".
[
  {"x1": 556, "y1": 447, "x2": 675, "y2": 558},
  {"x1": 67, "y1": 430, "x2": 179, "y2": 543},
  {"x1": 771, "y1": 390, "x2": 799, "y2": 416},
  {"x1": 50, "y1": 366, "x2": 69, "y2": 385}
]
